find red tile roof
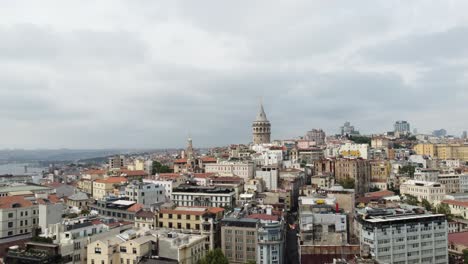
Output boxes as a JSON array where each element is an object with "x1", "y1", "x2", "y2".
[
  {"x1": 95, "y1": 177, "x2": 128, "y2": 184},
  {"x1": 158, "y1": 173, "x2": 181, "y2": 180},
  {"x1": 449, "y1": 231, "x2": 468, "y2": 247},
  {"x1": 127, "y1": 203, "x2": 144, "y2": 212},
  {"x1": 200, "y1": 157, "x2": 217, "y2": 163},
  {"x1": 83, "y1": 169, "x2": 106, "y2": 175},
  {"x1": 136, "y1": 209, "x2": 155, "y2": 219},
  {"x1": 442, "y1": 200, "x2": 468, "y2": 208},
  {"x1": 247, "y1": 214, "x2": 279, "y2": 221},
  {"x1": 194, "y1": 173, "x2": 216, "y2": 179},
  {"x1": 174, "y1": 158, "x2": 187, "y2": 164},
  {"x1": 365, "y1": 190, "x2": 395, "y2": 198},
  {"x1": 0, "y1": 196, "x2": 33, "y2": 209}
]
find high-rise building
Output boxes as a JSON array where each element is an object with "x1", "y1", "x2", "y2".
[
  {"x1": 252, "y1": 103, "x2": 271, "y2": 144},
  {"x1": 462, "y1": 131, "x2": 467, "y2": 139},
  {"x1": 305, "y1": 129, "x2": 326, "y2": 145},
  {"x1": 356, "y1": 208, "x2": 448, "y2": 264},
  {"x1": 108, "y1": 155, "x2": 126, "y2": 169},
  {"x1": 394, "y1": 120, "x2": 410, "y2": 134},
  {"x1": 340, "y1": 121, "x2": 359, "y2": 136},
  {"x1": 433, "y1": 129, "x2": 447, "y2": 137}
]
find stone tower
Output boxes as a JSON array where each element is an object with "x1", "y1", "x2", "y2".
[{"x1": 252, "y1": 103, "x2": 271, "y2": 144}]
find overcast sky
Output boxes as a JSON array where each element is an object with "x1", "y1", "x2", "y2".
[{"x1": 1, "y1": 1, "x2": 468, "y2": 149}]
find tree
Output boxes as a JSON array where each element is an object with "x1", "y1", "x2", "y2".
[
  {"x1": 369, "y1": 186, "x2": 381, "y2": 192},
  {"x1": 404, "y1": 194, "x2": 419, "y2": 206},
  {"x1": 399, "y1": 165, "x2": 416, "y2": 177},
  {"x1": 348, "y1": 135, "x2": 371, "y2": 144},
  {"x1": 463, "y1": 249, "x2": 468, "y2": 264},
  {"x1": 197, "y1": 249, "x2": 229, "y2": 264},
  {"x1": 421, "y1": 198, "x2": 433, "y2": 212},
  {"x1": 245, "y1": 261, "x2": 256, "y2": 264},
  {"x1": 437, "y1": 203, "x2": 453, "y2": 221},
  {"x1": 152, "y1": 161, "x2": 172, "y2": 175},
  {"x1": 338, "y1": 178, "x2": 355, "y2": 189},
  {"x1": 32, "y1": 236, "x2": 53, "y2": 244},
  {"x1": 81, "y1": 209, "x2": 90, "y2": 215}
]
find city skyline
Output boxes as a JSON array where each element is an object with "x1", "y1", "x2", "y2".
[{"x1": 1, "y1": 1, "x2": 468, "y2": 148}]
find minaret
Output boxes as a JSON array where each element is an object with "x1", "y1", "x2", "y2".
[{"x1": 252, "y1": 103, "x2": 271, "y2": 144}]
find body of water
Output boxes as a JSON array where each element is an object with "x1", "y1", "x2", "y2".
[{"x1": 0, "y1": 162, "x2": 46, "y2": 175}]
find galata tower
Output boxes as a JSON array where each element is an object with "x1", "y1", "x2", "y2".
[{"x1": 252, "y1": 103, "x2": 271, "y2": 144}]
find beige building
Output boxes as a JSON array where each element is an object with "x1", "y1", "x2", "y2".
[
  {"x1": 370, "y1": 160, "x2": 391, "y2": 190},
  {"x1": 87, "y1": 229, "x2": 206, "y2": 264},
  {"x1": 65, "y1": 192, "x2": 90, "y2": 209},
  {"x1": 335, "y1": 159, "x2": 371, "y2": 196},
  {"x1": 442, "y1": 200, "x2": 468, "y2": 219},
  {"x1": 221, "y1": 218, "x2": 259, "y2": 264},
  {"x1": 77, "y1": 179, "x2": 94, "y2": 196},
  {"x1": 400, "y1": 180, "x2": 446, "y2": 204},
  {"x1": 414, "y1": 143, "x2": 468, "y2": 161},
  {"x1": 92, "y1": 177, "x2": 127, "y2": 200},
  {"x1": 205, "y1": 161, "x2": 255, "y2": 180},
  {"x1": 157, "y1": 206, "x2": 225, "y2": 249},
  {"x1": 0, "y1": 196, "x2": 38, "y2": 238},
  {"x1": 438, "y1": 174, "x2": 460, "y2": 194}
]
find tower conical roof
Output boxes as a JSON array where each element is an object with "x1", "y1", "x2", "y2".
[{"x1": 255, "y1": 103, "x2": 269, "y2": 122}]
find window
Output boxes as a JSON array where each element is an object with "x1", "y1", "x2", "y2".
[
  {"x1": 8, "y1": 213, "x2": 13, "y2": 218},
  {"x1": 133, "y1": 248, "x2": 137, "y2": 254},
  {"x1": 120, "y1": 246, "x2": 127, "y2": 253},
  {"x1": 74, "y1": 242, "x2": 81, "y2": 250},
  {"x1": 177, "y1": 214, "x2": 182, "y2": 219},
  {"x1": 8, "y1": 231, "x2": 13, "y2": 236},
  {"x1": 95, "y1": 247, "x2": 102, "y2": 254},
  {"x1": 186, "y1": 223, "x2": 191, "y2": 229},
  {"x1": 8, "y1": 222, "x2": 13, "y2": 228}
]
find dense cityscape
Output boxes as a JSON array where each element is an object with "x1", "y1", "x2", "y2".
[{"x1": 0, "y1": 103, "x2": 467, "y2": 264}]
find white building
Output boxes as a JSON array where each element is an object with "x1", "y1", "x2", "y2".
[
  {"x1": 400, "y1": 180, "x2": 446, "y2": 204},
  {"x1": 338, "y1": 143, "x2": 369, "y2": 159},
  {"x1": 143, "y1": 179, "x2": 173, "y2": 201},
  {"x1": 256, "y1": 166, "x2": 279, "y2": 191},
  {"x1": 43, "y1": 218, "x2": 128, "y2": 264},
  {"x1": 205, "y1": 161, "x2": 255, "y2": 180},
  {"x1": 414, "y1": 168, "x2": 439, "y2": 182},
  {"x1": 252, "y1": 149, "x2": 283, "y2": 166},
  {"x1": 39, "y1": 202, "x2": 66, "y2": 232},
  {"x1": 171, "y1": 186, "x2": 236, "y2": 208},
  {"x1": 459, "y1": 175, "x2": 468, "y2": 193},
  {"x1": 357, "y1": 210, "x2": 448, "y2": 264},
  {"x1": 257, "y1": 220, "x2": 284, "y2": 264},
  {"x1": 124, "y1": 181, "x2": 166, "y2": 207}
]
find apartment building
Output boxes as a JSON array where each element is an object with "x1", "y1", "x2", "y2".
[
  {"x1": 438, "y1": 174, "x2": 460, "y2": 194},
  {"x1": 335, "y1": 159, "x2": 371, "y2": 196},
  {"x1": 124, "y1": 181, "x2": 166, "y2": 207},
  {"x1": 400, "y1": 180, "x2": 446, "y2": 203},
  {"x1": 205, "y1": 161, "x2": 255, "y2": 180},
  {"x1": 44, "y1": 217, "x2": 130, "y2": 264},
  {"x1": 257, "y1": 218, "x2": 284, "y2": 264},
  {"x1": 356, "y1": 209, "x2": 448, "y2": 264},
  {"x1": 171, "y1": 185, "x2": 236, "y2": 208},
  {"x1": 221, "y1": 218, "x2": 259, "y2": 264},
  {"x1": 0, "y1": 196, "x2": 39, "y2": 238},
  {"x1": 89, "y1": 197, "x2": 142, "y2": 221},
  {"x1": 414, "y1": 143, "x2": 468, "y2": 161},
  {"x1": 157, "y1": 206, "x2": 225, "y2": 249},
  {"x1": 87, "y1": 229, "x2": 206, "y2": 264},
  {"x1": 92, "y1": 177, "x2": 127, "y2": 200}
]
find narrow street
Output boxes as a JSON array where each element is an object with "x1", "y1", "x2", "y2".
[{"x1": 285, "y1": 213, "x2": 300, "y2": 264}]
